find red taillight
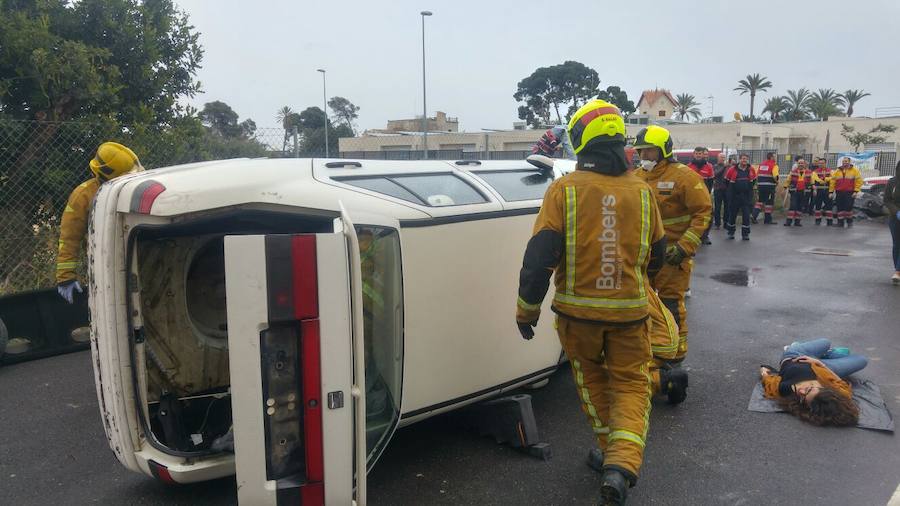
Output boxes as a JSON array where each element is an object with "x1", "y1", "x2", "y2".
[
  {"x1": 129, "y1": 180, "x2": 166, "y2": 214},
  {"x1": 148, "y1": 460, "x2": 176, "y2": 484},
  {"x1": 291, "y1": 235, "x2": 319, "y2": 320}
]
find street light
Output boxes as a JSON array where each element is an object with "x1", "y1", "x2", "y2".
[
  {"x1": 420, "y1": 10, "x2": 432, "y2": 160},
  {"x1": 317, "y1": 68, "x2": 329, "y2": 158}
]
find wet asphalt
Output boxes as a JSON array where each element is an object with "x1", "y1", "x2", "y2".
[{"x1": 1, "y1": 218, "x2": 898, "y2": 505}]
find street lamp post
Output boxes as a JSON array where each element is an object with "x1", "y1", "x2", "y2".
[
  {"x1": 420, "y1": 11, "x2": 432, "y2": 160},
  {"x1": 317, "y1": 68, "x2": 329, "y2": 158}
]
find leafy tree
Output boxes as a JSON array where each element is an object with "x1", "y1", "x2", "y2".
[
  {"x1": 784, "y1": 88, "x2": 812, "y2": 121},
  {"x1": 298, "y1": 107, "x2": 328, "y2": 130},
  {"x1": 734, "y1": 73, "x2": 773, "y2": 120},
  {"x1": 327, "y1": 96, "x2": 360, "y2": 134},
  {"x1": 514, "y1": 61, "x2": 599, "y2": 128},
  {"x1": 596, "y1": 86, "x2": 635, "y2": 117},
  {"x1": 762, "y1": 96, "x2": 789, "y2": 122},
  {"x1": 807, "y1": 89, "x2": 845, "y2": 121},
  {"x1": 674, "y1": 93, "x2": 702, "y2": 121},
  {"x1": 840, "y1": 123, "x2": 897, "y2": 151},
  {"x1": 276, "y1": 106, "x2": 295, "y2": 128},
  {"x1": 840, "y1": 89, "x2": 871, "y2": 117}
]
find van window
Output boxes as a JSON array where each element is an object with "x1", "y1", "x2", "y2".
[
  {"x1": 358, "y1": 225, "x2": 404, "y2": 462},
  {"x1": 339, "y1": 177, "x2": 423, "y2": 204},
  {"x1": 474, "y1": 170, "x2": 553, "y2": 201},
  {"x1": 337, "y1": 173, "x2": 488, "y2": 207}
]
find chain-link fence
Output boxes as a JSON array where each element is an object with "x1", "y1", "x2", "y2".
[
  {"x1": 736, "y1": 149, "x2": 897, "y2": 177},
  {"x1": 0, "y1": 120, "x2": 309, "y2": 295}
]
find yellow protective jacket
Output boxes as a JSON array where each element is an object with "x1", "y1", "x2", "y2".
[
  {"x1": 762, "y1": 362, "x2": 852, "y2": 399},
  {"x1": 56, "y1": 178, "x2": 101, "y2": 284},
  {"x1": 517, "y1": 167, "x2": 666, "y2": 325},
  {"x1": 635, "y1": 159, "x2": 712, "y2": 257},
  {"x1": 829, "y1": 166, "x2": 863, "y2": 193}
]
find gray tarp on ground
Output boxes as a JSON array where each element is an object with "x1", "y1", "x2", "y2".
[{"x1": 747, "y1": 377, "x2": 895, "y2": 432}]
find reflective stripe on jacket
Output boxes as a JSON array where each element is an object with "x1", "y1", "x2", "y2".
[{"x1": 756, "y1": 160, "x2": 779, "y2": 186}]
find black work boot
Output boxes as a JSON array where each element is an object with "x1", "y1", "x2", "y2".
[
  {"x1": 599, "y1": 467, "x2": 634, "y2": 506},
  {"x1": 660, "y1": 366, "x2": 689, "y2": 404},
  {"x1": 587, "y1": 448, "x2": 604, "y2": 473},
  {"x1": 815, "y1": 218, "x2": 822, "y2": 225},
  {"x1": 837, "y1": 219, "x2": 845, "y2": 227},
  {"x1": 847, "y1": 218, "x2": 854, "y2": 227},
  {"x1": 783, "y1": 219, "x2": 792, "y2": 226},
  {"x1": 793, "y1": 219, "x2": 802, "y2": 226},
  {"x1": 826, "y1": 219, "x2": 833, "y2": 226},
  {"x1": 764, "y1": 214, "x2": 774, "y2": 224}
]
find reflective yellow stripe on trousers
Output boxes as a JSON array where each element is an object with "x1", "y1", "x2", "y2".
[{"x1": 572, "y1": 359, "x2": 608, "y2": 435}]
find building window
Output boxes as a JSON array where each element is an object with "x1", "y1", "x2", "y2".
[{"x1": 658, "y1": 110, "x2": 666, "y2": 117}]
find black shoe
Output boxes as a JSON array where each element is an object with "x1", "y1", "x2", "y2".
[
  {"x1": 783, "y1": 221, "x2": 792, "y2": 226},
  {"x1": 815, "y1": 219, "x2": 821, "y2": 225},
  {"x1": 660, "y1": 367, "x2": 689, "y2": 405},
  {"x1": 587, "y1": 448, "x2": 604, "y2": 474},
  {"x1": 742, "y1": 236, "x2": 750, "y2": 241},
  {"x1": 727, "y1": 234, "x2": 735, "y2": 240},
  {"x1": 702, "y1": 238, "x2": 712, "y2": 245},
  {"x1": 751, "y1": 216, "x2": 758, "y2": 224},
  {"x1": 793, "y1": 220, "x2": 802, "y2": 227},
  {"x1": 599, "y1": 469, "x2": 630, "y2": 506}
]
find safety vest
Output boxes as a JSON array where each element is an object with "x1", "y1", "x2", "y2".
[
  {"x1": 830, "y1": 166, "x2": 862, "y2": 193},
  {"x1": 757, "y1": 160, "x2": 779, "y2": 186},
  {"x1": 786, "y1": 167, "x2": 814, "y2": 192},
  {"x1": 813, "y1": 167, "x2": 831, "y2": 190}
]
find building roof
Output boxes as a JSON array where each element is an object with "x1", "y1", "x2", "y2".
[{"x1": 637, "y1": 89, "x2": 677, "y2": 108}]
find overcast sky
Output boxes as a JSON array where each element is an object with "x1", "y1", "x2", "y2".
[{"x1": 175, "y1": 0, "x2": 900, "y2": 133}]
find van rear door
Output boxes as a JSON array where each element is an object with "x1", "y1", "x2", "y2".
[{"x1": 224, "y1": 229, "x2": 363, "y2": 505}]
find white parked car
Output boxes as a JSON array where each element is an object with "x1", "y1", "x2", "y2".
[{"x1": 87, "y1": 157, "x2": 566, "y2": 504}]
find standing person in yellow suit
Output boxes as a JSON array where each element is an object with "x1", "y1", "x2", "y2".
[
  {"x1": 516, "y1": 100, "x2": 666, "y2": 505},
  {"x1": 56, "y1": 142, "x2": 141, "y2": 303},
  {"x1": 829, "y1": 157, "x2": 863, "y2": 227},
  {"x1": 633, "y1": 126, "x2": 712, "y2": 364}
]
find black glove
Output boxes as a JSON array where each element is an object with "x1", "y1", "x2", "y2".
[
  {"x1": 517, "y1": 321, "x2": 536, "y2": 340},
  {"x1": 665, "y1": 244, "x2": 687, "y2": 266}
]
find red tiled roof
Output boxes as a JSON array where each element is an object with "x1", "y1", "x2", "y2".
[{"x1": 638, "y1": 89, "x2": 677, "y2": 108}]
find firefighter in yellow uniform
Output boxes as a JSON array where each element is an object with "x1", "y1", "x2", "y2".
[
  {"x1": 56, "y1": 142, "x2": 141, "y2": 303},
  {"x1": 516, "y1": 100, "x2": 666, "y2": 505},
  {"x1": 633, "y1": 125, "x2": 711, "y2": 364}
]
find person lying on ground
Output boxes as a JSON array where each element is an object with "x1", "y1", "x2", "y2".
[{"x1": 758, "y1": 338, "x2": 867, "y2": 426}]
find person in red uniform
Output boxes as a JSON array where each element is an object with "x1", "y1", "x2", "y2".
[
  {"x1": 783, "y1": 158, "x2": 820, "y2": 226},
  {"x1": 687, "y1": 147, "x2": 714, "y2": 245},
  {"x1": 811, "y1": 157, "x2": 834, "y2": 226},
  {"x1": 752, "y1": 152, "x2": 779, "y2": 224},
  {"x1": 724, "y1": 154, "x2": 758, "y2": 240},
  {"x1": 829, "y1": 157, "x2": 863, "y2": 227}
]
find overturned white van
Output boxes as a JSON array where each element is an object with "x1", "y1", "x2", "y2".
[{"x1": 87, "y1": 157, "x2": 568, "y2": 504}]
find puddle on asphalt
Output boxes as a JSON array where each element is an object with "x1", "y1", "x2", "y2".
[{"x1": 710, "y1": 267, "x2": 758, "y2": 287}]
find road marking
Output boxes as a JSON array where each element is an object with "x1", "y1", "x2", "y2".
[{"x1": 888, "y1": 482, "x2": 900, "y2": 506}]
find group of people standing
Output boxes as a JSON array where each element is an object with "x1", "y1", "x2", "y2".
[{"x1": 686, "y1": 150, "x2": 865, "y2": 241}]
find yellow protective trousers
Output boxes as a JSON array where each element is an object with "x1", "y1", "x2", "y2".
[
  {"x1": 557, "y1": 316, "x2": 652, "y2": 477},
  {"x1": 652, "y1": 258, "x2": 693, "y2": 361}
]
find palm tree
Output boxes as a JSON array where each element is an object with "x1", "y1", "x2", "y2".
[
  {"x1": 808, "y1": 88, "x2": 845, "y2": 121},
  {"x1": 734, "y1": 73, "x2": 773, "y2": 120},
  {"x1": 784, "y1": 88, "x2": 812, "y2": 121},
  {"x1": 762, "y1": 96, "x2": 789, "y2": 122},
  {"x1": 840, "y1": 89, "x2": 871, "y2": 117},
  {"x1": 674, "y1": 93, "x2": 702, "y2": 121},
  {"x1": 276, "y1": 106, "x2": 295, "y2": 129}
]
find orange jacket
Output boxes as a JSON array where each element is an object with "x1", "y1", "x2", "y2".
[
  {"x1": 635, "y1": 159, "x2": 712, "y2": 257},
  {"x1": 762, "y1": 362, "x2": 852, "y2": 399}
]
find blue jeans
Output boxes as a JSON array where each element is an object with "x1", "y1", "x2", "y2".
[
  {"x1": 889, "y1": 217, "x2": 900, "y2": 271},
  {"x1": 780, "y1": 338, "x2": 868, "y2": 379}
]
